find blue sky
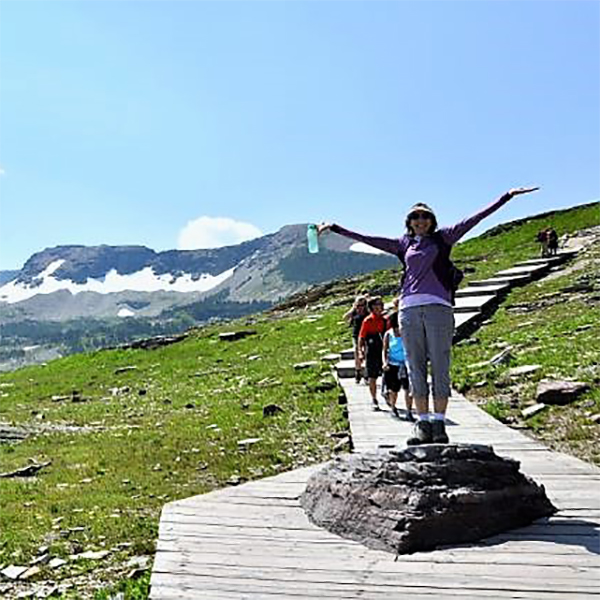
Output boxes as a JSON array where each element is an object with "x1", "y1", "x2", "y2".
[{"x1": 0, "y1": 1, "x2": 598, "y2": 270}]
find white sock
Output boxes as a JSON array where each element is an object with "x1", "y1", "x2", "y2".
[
  {"x1": 416, "y1": 413, "x2": 430, "y2": 421},
  {"x1": 432, "y1": 413, "x2": 445, "y2": 421}
]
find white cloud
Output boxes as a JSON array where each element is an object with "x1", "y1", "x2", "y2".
[{"x1": 177, "y1": 216, "x2": 262, "y2": 250}]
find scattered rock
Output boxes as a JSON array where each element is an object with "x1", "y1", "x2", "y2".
[
  {"x1": 333, "y1": 437, "x2": 351, "y2": 452},
  {"x1": 312, "y1": 380, "x2": 337, "y2": 393},
  {"x1": 0, "y1": 461, "x2": 51, "y2": 479},
  {"x1": 1, "y1": 565, "x2": 28, "y2": 580},
  {"x1": 263, "y1": 404, "x2": 284, "y2": 417},
  {"x1": 521, "y1": 403, "x2": 547, "y2": 419},
  {"x1": 294, "y1": 361, "x2": 319, "y2": 370},
  {"x1": 51, "y1": 395, "x2": 70, "y2": 402},
  {"x1": 114, "y1": 366, "x2": 138, "y2": 375},
  {"x1": 117, "y1": 334, "x2": 187, "y2": 351},
  {"x1": 219, "y1": 331, "x2": 257, "y2": 342},
  {"x1": 320, "y1": 353, "x2": 341, "y2": 363},
  {"x1": 489, "y1": 347, "x2": 513, "y2": 366},
  {"x1": 237, "y1": 437, "x2": 262, "y2": 450},
  {"x1": 507, "y1": 365, "x2": 542, "y2": 378},
  {"x1": 126, "y1": 555, "x2": 151, "y2": 570},
  {"x1": 301, "y1": 444, "x2": 556, "y2": 555},
  {"x1": 70, "y1": 550, "x2": 110, "y2": 561},
  {"x1": 590, "y1": 414, "x2": 600, "y2": 424},
  {"x1": 19, "y1": 566, "x2": 42, "y2": 580},
  {"x1": 47, "y1": 558, "x2": 67, "y2": 569},
  {"x1": 29, "y1": 554, "x2": 49, "y2": 567},
  {"x1": 535, "y1": 379, "x2": 591, "y2": 405},
  {"x1": 0, "y1": 424, "x2": 29, "y2": 444}
]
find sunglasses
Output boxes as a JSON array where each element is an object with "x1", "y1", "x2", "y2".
[{"x1": 409, "y1": 212, "x2": 432, "y2": 220}]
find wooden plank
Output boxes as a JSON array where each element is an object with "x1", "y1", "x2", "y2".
[
  {"x1": 150, "y1": 579, "x2": 600, "y2": 600},
  {"x1": 152, "y1": 550, "x2": 600, "y2": 581},
  {"x1": 156, "y1": 534, "x2": 600, "y2": 557},
  {"x1": 154, "y1": 540, "x2": 600, "y2": 566},
  {"x1": 149, "y1": 565, "x2": 600, "y2": 593}
]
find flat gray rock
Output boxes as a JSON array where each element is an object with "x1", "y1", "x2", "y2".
[{"x1": 301, "y1": 444, "x2": 556, "y2": 555}]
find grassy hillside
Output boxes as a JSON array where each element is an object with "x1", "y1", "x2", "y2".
[{"x1": 0, "y1": 201, "x2": 598, "y2": 598}]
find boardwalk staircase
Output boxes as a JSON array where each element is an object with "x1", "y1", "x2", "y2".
[{"x1": 335, "y1": 250, "x2": 577, "y2": 379}]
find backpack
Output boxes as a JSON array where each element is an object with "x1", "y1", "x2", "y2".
[{"x1": 399, "y1": 231, "x2": 464, "y2": 304}]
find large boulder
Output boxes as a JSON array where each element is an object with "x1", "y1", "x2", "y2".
[
  {"x1": 301, "y1": 444, "x2": 556, "y2": 555},
  {"x1": 535, "y1": 379, "x2": 591, "y2": 405}
]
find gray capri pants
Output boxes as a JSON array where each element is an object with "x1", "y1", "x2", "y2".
[{"x1": 399, "y1": 304, "x2": 454, "y2": 399}]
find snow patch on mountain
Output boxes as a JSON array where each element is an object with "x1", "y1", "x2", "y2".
[
  {"x1": 349, "y1": 242, "x2": 387, "y2": 255},
  {"x1": 0, "y1": 260, "x2": 236, "y2": 304}
]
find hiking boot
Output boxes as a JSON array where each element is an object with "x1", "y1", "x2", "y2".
[
  {"x1": 431, "y1": 420, "x2": 449, "y2": 444},
  {"x1": 406, "y1": 420, "x2": 432, "y2": 446},
  {"x1": 405, "y1": 410, "x2": 415, "y2": 423},
  {"x1": 355, "y1": 372, "x2": 362, "y2": 384},
  {"x1": 371, "y1": 398, "x2": 380, "y2": 411},
  {"x1": 391, "y1": 406, "x2": 400, "y2": 418}
]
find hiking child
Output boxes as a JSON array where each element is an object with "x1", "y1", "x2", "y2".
[
  {"x1": 343, "y1": 295, "x2": 369, "y2": 383},
  {"x1": 382, "y1": 311, "x2": 414, "y2": 421},
  {"x1": 318, "y1": 186, "x2": 539, "y2": 444},
  {"x1": 380, "y1": 297, "x2": 399, "y2": 403},
  {"x1": 358, "y1": 296, "x2": 387, "y2": 410}
]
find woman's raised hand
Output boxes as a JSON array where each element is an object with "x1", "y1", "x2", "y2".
[
  {"x1": 317, "y1": 223, "x2": 332, "y2": 235},
  {"x1": 508, "y1": 186, "x2": 540, "y2": 197}
]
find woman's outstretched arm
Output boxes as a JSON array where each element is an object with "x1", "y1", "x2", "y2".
[
  {"x1": 318, "y1": 223, "x2": 401, "y2": 255},
  {"x1": 441, "y1": 187, "x2": 539, "y2": 245}
]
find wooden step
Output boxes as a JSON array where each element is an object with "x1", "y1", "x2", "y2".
[
  {"x1": 335, "y1": 360, "x2": 356, "y2": 379},
  {"x1": 340, "y1": 348, "x2": 355, "y2": 361},
  {"x1": 494, "y1": 263, "x2": 550, "y2": 278},
  {"x1": 454, "y1": 311, "x2": 482, "y2": 332},
  {"x1": 453, "y1": 294, "x2": 498, "y2": 314},
  {"x1": 469, "y1": 273, "x2": 532, "y2": 287},
  {"x1": 455, "y1": 283, "x2": 510, "y2": 297}
]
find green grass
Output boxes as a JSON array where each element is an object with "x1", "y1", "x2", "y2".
[
  {"x1": 0, "y1": 200, "x2": 598, "y2": 598},
  {"x1": 452, "y1": 229, "x2": 600, "y2": 463},
  {"x1": 0, "y1": 310, "x2": 352, "y2": 596}
]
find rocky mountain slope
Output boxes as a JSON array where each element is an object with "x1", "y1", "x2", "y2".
[
  {"x1": 0, "y1": 224, "x2": 396, "y2": 322},
  {"x1": 0, "y1": 223, "x2": 397, "y2": 369}
]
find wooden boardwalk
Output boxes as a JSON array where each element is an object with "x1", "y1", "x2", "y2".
[
  {"x1": 151, "y1": 382, "x2": 600, "y2": 599},
  {"x1": 150, "y1": 249, "x2": 600, "y2": 599}
]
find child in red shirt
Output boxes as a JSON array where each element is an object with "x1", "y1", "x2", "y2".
[{"x1": 358, "y1": 296, "x2": 387, "y2": 410}]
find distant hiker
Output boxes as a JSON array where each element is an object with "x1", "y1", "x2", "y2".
[
  {"x1": 319, "y1": 186, "x2": 540, "y2": 444},
  {"x1": 382, "y1": 311, "x2": 414, "y2": 421},
  {"x1": 344, "y1": 295, "x2": 369, "y2": 383},
  {"x1": 536, "y1": 228, "x2": 550, "y2": 257},
  {"x1": 547, "y1": 228, "x2": 558, "y2": 256},
  {"x1": 358, "y1": 296, "x2": 387, "y2": 410}
]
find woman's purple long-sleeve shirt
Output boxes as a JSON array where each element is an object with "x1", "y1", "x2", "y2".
[{"x1": 330, "y1": 193, "x2": 512, "y2": 304}]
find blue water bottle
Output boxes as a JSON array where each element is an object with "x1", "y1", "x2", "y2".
[{"x1": 307, "y1": 224, "x2": 319, "y2": 254}]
